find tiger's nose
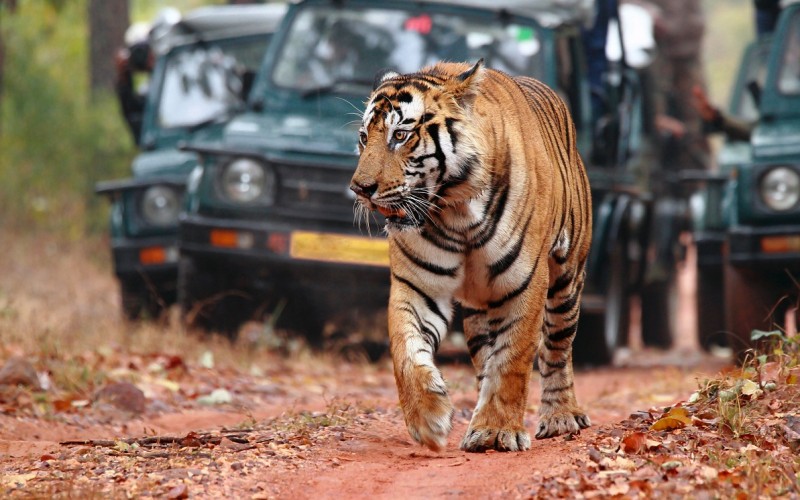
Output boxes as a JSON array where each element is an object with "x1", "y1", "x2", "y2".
[{"x1": 350, "y1": 181, "x2": 378, "y2": 199}]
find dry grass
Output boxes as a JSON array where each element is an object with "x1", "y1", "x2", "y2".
[{"x1": 0, "y1": 226, "x2": 328, "y2": 396}]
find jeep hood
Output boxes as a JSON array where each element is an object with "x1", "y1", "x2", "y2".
[
  {"x1": 752, "y1": 120, "x2": 800, "y2": 160},
  {"x1": 134, "y1": 123, "x2": 226, "y2": 178},
  {"x1": 222, "y1": 112, "x2": 359, "y2": 157},
  {"x1": 131, "y1": 149, "x2": 200, "y2": 179}
]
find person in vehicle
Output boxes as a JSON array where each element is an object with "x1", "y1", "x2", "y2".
[
  {"x1": 692, "y1": 85, "x2": 754, "y2": 142},
  {"x1": 115, "y1": 39, "x2": 153, "y2": 143}
]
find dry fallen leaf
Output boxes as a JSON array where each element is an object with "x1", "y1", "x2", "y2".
[
  {"x1": 166, "y1": 483, "x2": 189, "y2": 499},
  {"x1": 621, "y1": 432, "x2": 658, "y2": 454},
  {"x1": 740, "y1": 379, "x2": 761, "y2": 398},
  {"x1": 3, "y1": 472, "x2": 37, "y2": 488},
  {"x1": 599, "y1": 456, "x2": 636, "y2": 470},
  {"x1": 650, "y1": 417, "x2": 687, "y2": 432},
  {"x1": 650, "y1": 407, "x2": 692, "y2": 431}
]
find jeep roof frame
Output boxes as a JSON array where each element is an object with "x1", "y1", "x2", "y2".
[
  {"x1": 283, "y1": 0, "x2": 594, "y2": 28},
  {"x1": 150, "y1": 4, "x2": 287, "y2": 55}
]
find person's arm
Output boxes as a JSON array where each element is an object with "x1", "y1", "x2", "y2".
[{"x1": 692, "y1": 85, "x2": 753, "y2": 141}]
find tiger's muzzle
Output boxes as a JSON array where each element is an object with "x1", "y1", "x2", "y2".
[{"x1": 349, "y1": 183, "x2": 423, "y2": 230}]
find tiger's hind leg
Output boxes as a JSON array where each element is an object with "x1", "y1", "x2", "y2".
[
  {"x1": 458, "y1": 284, "x2": 544, "y2": 452},
  {"x1": 535, "y1": 264, "x2": 591, "y2": 439}
]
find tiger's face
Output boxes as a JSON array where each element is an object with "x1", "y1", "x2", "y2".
[{"x1": 350, "y1": 63, "x2": 486, "y2": 232}]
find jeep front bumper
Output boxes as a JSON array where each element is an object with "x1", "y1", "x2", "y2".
[
  {"x1": 179, "y1": 214, "x2": 391, "y2": 295},
  {"x1": 112, "y1": 235, "x2": 179, "y2": 280},
  {"x1": 728, "y1": 225, "x2": 800, "y2": 268}
]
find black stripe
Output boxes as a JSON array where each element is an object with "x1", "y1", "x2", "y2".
[
  {"x1": 444, "y1": 117, "x2": 459, "y2": 151},
  {"x1": 543, "y1": 339, "x2": 568, "y2": 351},
  {"x1": 488, "y1": 317, "x2": 520, "y2": 339},
  {"x1": 438, "y1": 154, "x2": 477, "y2": 199},
  {"x1": 398, "y1": 304, "x2": 441, "y2": 352},
  {"x1": 462, "y1": 307, "x2": 486, "y2": 318},
  {"x1": 488, "y1": 216, "x2": 530, "y2": 279},
  {"x1": 409, "y1": 81, "x2": 430, "y2": 93},
  {"x1": 488, "y1": 269, "x2": 534, "y2": 309},
  {"x1": 546, "y1": 293, "x2": 579, "y2": 316},
  {"x1": 425, "y1": 123, "x2": 448, "y2": 185},
  {"x1": 396, "y1": 240, "x2": 459, "y2": 277},
  {"x1": 470, "y1": 184, "x2": 509, "y2": 249},
  {"x1": 547, "y1": 271, "x2": 574, "y2": 299},
  {"x1": 548, "y1": 322, "x2": 577, "y2": 343},
  {"x1": 542, "y1": 383, "x2": 574, "y2": 394},
  {"x1": 544, "y1": 359, "x2": 567, "y2": 369},
  {"x1": 393, "y1": 273, "x2": 448, "y2": 326},
  {"x1": 420, "y1": 228, "x2": 463, "y2": 253},
  {"x1": 467, "y1": 333, "x2": 492, "y2": 358}
]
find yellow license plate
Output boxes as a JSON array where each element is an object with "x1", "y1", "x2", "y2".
[{"x1": 290, "y1": 231, "x2": 390, "y2": 267}]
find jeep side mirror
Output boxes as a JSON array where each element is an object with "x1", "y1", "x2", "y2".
[
  {"x1": 746, "y1": 80, "x2": 762, "y2": 109},
  {"x1": 240, "y1": 69, "x2": 256, "y2": 101}
]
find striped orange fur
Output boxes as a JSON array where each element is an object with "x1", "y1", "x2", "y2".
[{"x1": 350, "y1": 60, "x2": 592, "y2": 452}]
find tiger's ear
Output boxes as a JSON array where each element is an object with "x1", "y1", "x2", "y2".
[
  {"x1": 448, "y1": 59, "x2": 484, "y2": 109},
  {"x1": 373, "y1": 68, "x2": 400, "y2": 90}
]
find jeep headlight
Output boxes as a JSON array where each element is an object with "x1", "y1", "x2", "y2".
[
  {"x1": 220, "y1": 158, "x2": 275, "y2": 204},
  {"x1": 760, "y1": 166, "x2": 800, "y2": 211},
  {"x1": 140, "y1": 185, "x2": 181, "y2": 226}
]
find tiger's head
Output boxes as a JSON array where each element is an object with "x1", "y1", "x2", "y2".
[{"x1": 350, "y1": 60, "x2": 490, "y2": 232}]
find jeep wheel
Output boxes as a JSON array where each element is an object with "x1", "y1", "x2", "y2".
[
  {"x1": 573, "y1": 313, "x2": 613, "y2": 366},
  {"x1": 604, "y1": 244, "x2": 631, "y2": 351},
  {"x1": 120, "y1": 279, "x2": 166, "y2": 321},
  {"x1": 640, "y1": 274, "x2": 678, "y2": 349},
  {"x1": 724, "y1": 263, "x2": 779, "y2": 360},
  {"x1": 696, "y1": 265, "x2": 726, "y2": 351},
  {"x1": 178, "y1": 256, "x2": 252, "y2": 338},
  {"x1": 573, "y1": 243, "x2": 629, "y2": 366},
  {"x1": 273, "y1": 296, "x2": 326, "y2": 344}
]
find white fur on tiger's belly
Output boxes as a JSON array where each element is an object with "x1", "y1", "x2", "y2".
[{"x1": 551, "y1": 229, "x2": 570, "y2": 257}]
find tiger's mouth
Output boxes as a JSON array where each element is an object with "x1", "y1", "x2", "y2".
[
  {"x1": 374, "y1": 204, "x2": 420, "y2": 228},
  {"x1": 376, "y1": 205, "x2": 406, "y2": 219}
]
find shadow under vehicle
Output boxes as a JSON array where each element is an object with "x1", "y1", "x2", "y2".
[
  {"x1": 687, "y1": 3, "x2": 800, "y2": 358},
  {"x1": 95, "y1": 4, "x2": 286, "y2": 320},
  {"x1": 177, "y1": 0, "x2": 688, "y2": 365}
]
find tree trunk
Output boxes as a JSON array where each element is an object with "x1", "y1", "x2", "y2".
[
  {"x1": 88, "y1": 0, "x2": 128, "y2": 95},
  {"x1": 0, "y1": 1, "x2": 19, "y2": 135}
]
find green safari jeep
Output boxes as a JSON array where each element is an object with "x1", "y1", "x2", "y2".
[
  {"x1": 690, "y1": 2, "x2": 800, "y2": 356},
  {"x1": 96, "y1": 4, "x2": 285, "y2": 320},
  {"x1": 178, "y1": 0, "x2": 686, "y2": 365}
]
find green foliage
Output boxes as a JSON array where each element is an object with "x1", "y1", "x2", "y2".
[
  {"x1": 703, "y1": 0, "x2": 753, "y2": 105},
  {"x1": 0, "y1": 0, "x2": 136, "y2": 236}
]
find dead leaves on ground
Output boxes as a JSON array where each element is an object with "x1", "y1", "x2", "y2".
[
  {"x1": 3, "y1": 402, "x2": 369, "y2": 498},
  {"x1": 531, "y1": 360, "x2": 800, "y2": 499}
]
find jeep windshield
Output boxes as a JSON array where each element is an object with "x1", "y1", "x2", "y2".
[
  {"x1": 777, "y1": 9, "x2": 800, "y2": 96},
  {"x1": 157, "y1": 36, "x2": 268, "y2": 129},
  {"x1": 271, "y1": 5, "x2": 545, "y2": 94}
]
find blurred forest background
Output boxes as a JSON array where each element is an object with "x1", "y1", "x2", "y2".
[{"x1": 0, "y1": 0, "x2": 752, "y2": 239}]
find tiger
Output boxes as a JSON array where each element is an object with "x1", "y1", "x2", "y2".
[{"x1": 350, "y1": 60, "x2": 592, "y2": 452}]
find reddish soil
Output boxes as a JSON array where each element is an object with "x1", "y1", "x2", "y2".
[{"x1": 0, "y1": 232, "x2": 736, "y2": 498}]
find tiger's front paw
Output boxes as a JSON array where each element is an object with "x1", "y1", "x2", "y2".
[
  {"x1": 535, "y1": 409, "x2": 590, "y2": 439},
  {"x1": 403, "y1": 389, "x2": 454, "y2": 451},
  {"x1": 460, "y1": 426, "x2": 531, "y2": 452}
]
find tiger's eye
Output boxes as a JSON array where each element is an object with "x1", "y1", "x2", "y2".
[
  {"x1": 393, "y1": 130, "x2": 408, "y2": 142},
  {"x1": 359, "y1": 131, "x2": 368, "y2": 145}
]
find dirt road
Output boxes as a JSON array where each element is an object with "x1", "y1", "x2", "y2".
[{"x1": 0, "y1": 230, "x2": 734, "y2": 498}]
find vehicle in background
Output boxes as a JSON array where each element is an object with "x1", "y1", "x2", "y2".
[
  {"x1": 178, "y1": 0, "x2": 687, "y2": 365},
  {"x1": 687, "y1": 36, "x2": 771, "y2": 350},
  {"x1": 96, "y1": 4, "x2": 286, "y2": 320},
  {"x1": 688, "y1": 3, "x2": 800, "y2": 358}
]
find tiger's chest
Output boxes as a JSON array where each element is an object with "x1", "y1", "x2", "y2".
[{"x1": 391, "y1": 195, "x2": 534, "y2": 309}]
